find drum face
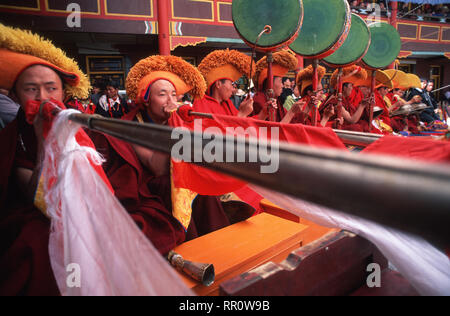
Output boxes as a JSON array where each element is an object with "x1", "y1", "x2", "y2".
[
  {"x1": 289, "y1": 0, "x2": 350, "y2": 58},
  {"x1": 232, "y1": 0, "x2": 303, "y2": 50},
  {"x1": 323, "y1": 14, "x2": 371, "y2": 67},
  {"x1": 362, "y1": 22, "x2": 402, "y2": 69}
]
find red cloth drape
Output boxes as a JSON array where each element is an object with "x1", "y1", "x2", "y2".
[
  {"x1": 363, "y1": 135, "x2": 450, "y2": 163},
  {"x1": 168, "y1": 112, "x2": 347, "y2": 196}
]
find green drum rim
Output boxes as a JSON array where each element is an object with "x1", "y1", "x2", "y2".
[
  {"x1": 289, "y1": 0, "x2": 350, "y2": 58},
  {"x1": 361, "y1": 22, "x2": 401, "y2": 69},
  {"x1": 232, "y1": 0, "x2": 303, "y2": 50},
  {"x1": 323, "y1": 14, "x2": 371, "y2": 67}
]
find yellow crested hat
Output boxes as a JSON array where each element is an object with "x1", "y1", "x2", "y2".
[
  {"x1": 126, "y1": 55, "x2": 207, "y2": 103},
  {"x1": 0, "y1": 23, "x2": 90, "y2": 99},
  {"x1": 330, "y1": 65, "x2": 367, "y2": 89},
  {"x1": 254, "y1": 50, "x2": 298, "y2": 90},
  {"x1": 198, "y1": 49, "x2": 255, "y2": 89},
  {"x1": 354, "y1": 69, "x2": 394, "y2": 90},
  {"x1": 296, "y1": 64, "x2": 326, "y2": 95}
]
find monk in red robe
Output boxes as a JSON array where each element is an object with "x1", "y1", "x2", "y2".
[
  {"x1": 353, "y1": 70, "x2": 395, "y2": 134},
  {"x1": 319, "y1": 66, "x2": 369, "y2": 130},
  {"x1": 387, "y1": 88, "x2": 421, "y2": 134},
  {"x1": 193, "y1": 49, "x2": 256, "y2": 118},
  {"x1": 88, "y1": 55, "x2": 232, "y2": 246},
  {"x1": 251, "y1": 50, "x2": 299, "y2": 122},
  {"x1": 281, "y1": 64, "x2": 330, "y2": 127},
  {"x1": 0, "y1": 24, "x2": 96, "y2": 295},
  {"x1": 0, "y1": 26, "x2": 196, "y2": 295}
]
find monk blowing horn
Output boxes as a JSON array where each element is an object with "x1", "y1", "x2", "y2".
[
  {"x1": 167, "y1": 251, "x2": 215, "y2": 286},
  {"x1": 47, "y1": 105, "x2": 450, "y2": 249}
]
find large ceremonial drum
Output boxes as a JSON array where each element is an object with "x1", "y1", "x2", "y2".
[
  {"x1": 232, "y1": 0, "x2": 303, "y2": 52},
  {"x1": 289, "y1": 0, "x2": 351, "y2": 59},
  {"x1": 323, "y1": 14, "x2": 371, "y2": 67},
  {"x1": 361, "y1": 22, "x2": 402, "y2": 70}
]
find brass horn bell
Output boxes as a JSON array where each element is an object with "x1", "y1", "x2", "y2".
[{"x1": 168, "y1": 251, "x2": 215, "y2": 287}]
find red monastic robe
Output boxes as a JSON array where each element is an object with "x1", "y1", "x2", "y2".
[
  {"x1": 287, "y1": 95, "x2": 322, "y2": 126},
  {"x1": 387, "y1": 94, "x2": 420, "y2": 134},
  {"x1": 373, "y1": 90, "x2": 393, "y2": 131},
  {"x1": 319, "y1": 93, "x2": 369, "y2": 132},
  {"x1": 252, "y1": 92, "x2": 286, "y2": 122},
  {"x1": 0, "y1": 110, "x2": 60, "y2": 296},
  {"x1": 118, "y1": 108, "x2": 231, "y2": 240},
  {"x1": 193, "y1": 95, "x2": 239, "y2": 116}
]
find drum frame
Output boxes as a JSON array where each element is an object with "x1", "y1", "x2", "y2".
[
  {"x1": 232, "y1": 0, "x2": 304, "y2": 52},
  {"x1": 289, "y1": 0, "x2": 352, "y2": 60},
  {"x1": 323, "y1": 14, "x2": 371, "y2": 68},
  {"x1": 360, "y1": 22, "x2": 402, "y2": 71}
]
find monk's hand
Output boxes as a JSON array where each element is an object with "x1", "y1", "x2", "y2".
[
  {"x1": 361, "y1": 98, "x2": 370, "y2": 108},
  {"x1": 164, "y1": 99, "x2": 180, "y2": 115},
  {"x1": 32, "y1": 108, "x2": 46, "y2": 165},
  {"x1": 238, "y1": 94, "x2": 254, "y2": 117},
  {"x1": 323, "y1": 104, "x2": 335, "y2": 118},
  {"x1": 290, "y1": 100, "x2": 305, "y2": 114},
  {"x1": 265, "y1": 98, "x2": 278, "y2": 110},
  {"x1": 311, "y1": 95, "x2": 321, "y2": 108},
  {"x1": 411, "y1": 95, "x2": 422, "y2": 103},
  {"x1": 34, "y1": 104, "x2": 46, "y2": 143}
]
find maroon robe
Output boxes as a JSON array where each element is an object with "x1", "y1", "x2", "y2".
[
  {"x1": 0, "y1": 109, "x2": 59, "y2": 296},
  {"x1": 253, "y1": 92, "x2": 286, "y2": 122},
  {"x1": 390, "y1": 115, "x2": 420, "y2": 134},
  {"x1": 288, "y1": 95, "x2": 322, "y2": 126},
  {"x1": 87, "y1": 130, "x2": 188, "y2": 255},
  {"x1": 319, "y1": 95, "x2": 368, "y2": 132},
  {"x1": 387, "y1": 94, "x2": 420, "y2": 134},
  {"x1": 193, "y1": 95, "x2": 239, "y2": 116},
  {"x1": 98, "y1": 108, "x2": 231, "y2": 243}
]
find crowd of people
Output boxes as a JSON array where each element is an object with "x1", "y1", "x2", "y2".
[
  {"x1": 0, "y1": 22, "x2": 448, "y2": 295},
  {"x1": 271, "y1": 67, "x2": 448, "y2": 135},
  {"x1": 349, "y1": 0, "x2": 450, "y2": 22}
]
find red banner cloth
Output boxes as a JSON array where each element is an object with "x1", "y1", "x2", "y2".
[
  {"x1": 168, "y1": 112, "x2": 347, "y2": 196},
  {"x1": 25, "y1": 99, "x2": 114, "y2": 193},
  {"x1": 363, "y1": 135, "x2": 450, "y2": 164}
]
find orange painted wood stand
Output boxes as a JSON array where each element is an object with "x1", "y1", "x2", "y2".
[
  {"x1": 260, "y1": 199, "x2": 337, "y2": 245},
  {"x1": 174, "y1": 213, "x2": 308, "y2": 295},
  {"x1": 174, "y1": 207, "x2": 337, "y2": 296}
]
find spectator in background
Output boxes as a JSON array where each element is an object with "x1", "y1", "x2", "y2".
[
  {"x1": 359, "y1": 1, "x2": 369, "y2": 15},
  {"x1": 90, "y1": 80, "x2": 103, "y2": 107},
  {"x1": 425, "y1": 81, "x2": 440, "y2": 114},
  {"x1": 445, "y1": 89, "x2": 450, "y2": 103},
  {"x1": 408, "y1": 79, "x2": 440, "y2": 123},
  {"x1": 282, "y1": 77, "x2": 292, "y2": 90},
  {"x1": 0, "y1": 88, "x2": 20, "y2": 128},
  {"x1": 280, "y1": 77, "x2": 294, "y2": 107},
  {"x1": 283, "y1": 83, "x2": 301, "y2": 112},
  {"x1": 230, "y1": 82, "x2": 244, "y2": 110},
  {"x1": 444, "y1": 89, "x2": 450, "y2": 118},
  {"x1": 351, "y1": 0, "x2": 360, "y2": 13},
  {"x1": 96, "y1": 81, "x2": 129, "y2": 118}
]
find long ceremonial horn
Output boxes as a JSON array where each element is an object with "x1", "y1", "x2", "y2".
[
  {"x1": 48, "y1": 104, "x2": 450, "y2": 248},
  {"x1": 167, "y1": 251, "x2": 215, "y2": 286},
  {"x1": 431, "y1": 84, "x2": 450, "y2": 93}
]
